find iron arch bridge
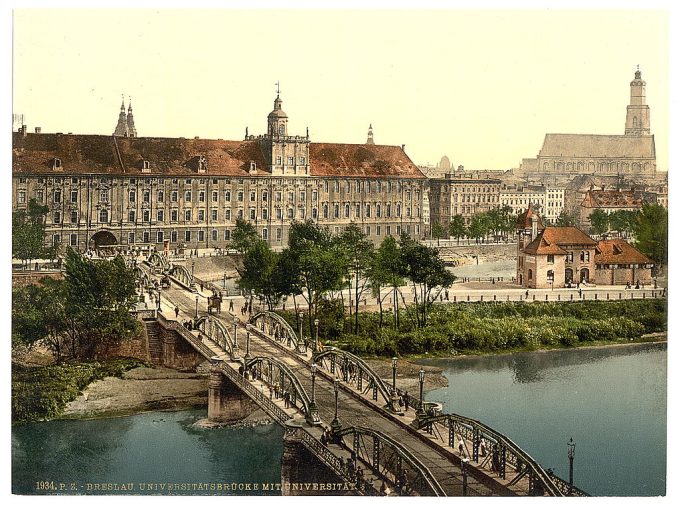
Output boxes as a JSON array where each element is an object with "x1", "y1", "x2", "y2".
[
  {"x1": 133, "y1": 266, "x2": 151, "y2": 288},
  {"x1": 313, "y1": 347, "x2": 398, "y2": 412},
  {"x1": 416, "y1": 413, "x2": 581, "y2": 497},
  {"x1": 146, "y1": 252, "x2": 170, "y2": 273},
  {"x1": 249, "y1": 311, "x2": 310, "y2": 353},
  {"x1": 168, "y1": 264, "x2": 195, "y2": 289},
  {"x1": 335, "y1": 426, "x2": 446, "y2": 497},
  {"x1": 244, "y1": 356, "x2": 320, "y2": 425},
  {"x1": 194, "y1": 315, "x2": 239, "y2": 360}
]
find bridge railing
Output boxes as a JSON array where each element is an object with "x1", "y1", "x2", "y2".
[{"x1": 546, "y1": 471, "x2": 589, "y2": 497}]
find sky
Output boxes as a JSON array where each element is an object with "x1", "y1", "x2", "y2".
[{"x1": 12, "y1": 9, "x2": 669, "y2": 170}]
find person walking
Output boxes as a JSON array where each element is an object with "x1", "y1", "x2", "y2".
[
  {"x1": 404, "y1": 391, "x2": 409, "y2": 411},
  {"x1": 174, "y1": 306, "x2": 179, "y2": 318},
  {"x1": 229, "y1": 299, "x2": 234, "y2": 313}
]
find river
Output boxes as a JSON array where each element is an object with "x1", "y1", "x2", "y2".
[
  {"x1": 419, "y1": 342, "x2": 667, "y2": 496},
  {"x1": 12, "y1": 343, "x2": 665, "y2": 496}
]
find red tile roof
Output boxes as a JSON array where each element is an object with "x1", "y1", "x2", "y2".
[
  {"x1": 516, "y1": 205, "x2": 544, "y2": 229},
  {"x1": 595, "y1": 239, "x2": 653, "y2": 265},
  {"x1": 12, "y1": 133, "x2": 425, "y2": 180},
  {"x1": 581, "y1": 189, "x2": 643, "y2": 208},
  {"x1": 309, "y1": 142, "x2": 425, "y2": 179},
  {"x1": 522, "y1": 233, "x2": 567, "y2": 255},
  {"x1": 541, "y1": 226, "x2": 598, "y2": 246}
]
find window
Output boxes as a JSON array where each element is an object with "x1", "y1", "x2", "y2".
[
  {"x1": 171, "y1": 210, "x2": 178, "y2": 222},
  {"x1": 312, "y1": 208, "x2": 318, "y2": 219},
  {"x1": 299, "y1": 209, "x2": 306, "y2": 219},
  {"x1": 54, "y1": 190, "x2": 62, "y2": 203},
  {"x1": 376, "y1": 204, "x2": 381, "y2": 217},
  {"x1": 585, "y1": 251, "x2": 590, "y2": 262},
  {"x1": 376, "y1": 226, "x2": 381, "y2": 236},
  {"x1": 52, "y1": 211, "x2": 61, "y2": 224},
  {"x1": 17, "y1": 190, "x2": 26, "y2": 204},
  {"x1": 158, "y1": 190, "x2": 165, "y2": 202},
  {"x1": 225, "y1": 209, "x2": 231, "y2": 220},
  {"x1": 312, "y1": 190, "x2": 317, "y2": 201},
  {"x1": 70, "y1": 211, "x2": 78, "y2": 224},
  {"x1": 185, "y1": 191, "x2": 192, "y2": 202},
  {"x1": 262, "y1": 208, "x2": 268, "y2": 220},
  {"x1": 250, "y1": 191, "x2": 256, "y2": 202},
  {"x1": 225, "y1": 191, "x2": 231, "y2": 202},
  {"x1": 99, "y1": 209, "x2": 108, "y2": 223},
  {"x1": 387, "y1": 204, "x2": 392, "y2": 217},
  {"x1": 143, "y1": 210, "x2": 150, "y2": 222},
  {"x1": 212, "y1": 191, "x2": 218, "y2": 202},
  {"x1": 344, "y1": 204, "x2": 350, "y2": 218},
  {"x1": 396, "y1": 204, "x2": 401, "y2": 217},
  {"x1": 128, "y1": 232, "x2": 135, "y2": 244},
  {"x1": 198, "y1": 210, "x2": 205, "y2": 221},
  {"x1": 238, "y1": 209, "x2": 244, "y2": 219},
  {"x1": 300, "y1": 191, "x2": 306, "y2": 201},
  {"x1": 288, "y1": 192, "x2": 294, "y2": 202},
  {"x1": 70, "y1": 233, "x2": 78, "y2": 246},
  {"x1": 143, "y1": 231, "x2": 150, "y2": 243},
  {"x1": 143, "y1": 190, "x2": 150, "y2": 203},
  {"x1": 250, "y1": 208, "x2": 256, "y2": 220},
  {"x1": 52, "y1": 234, "x2": 61, "y2": 246},
  {"x1": 171, "y1": 191, "x2": 178, "y2": 202},
  {"x1": 528, "y1": 269, "x2": 533, "y2": 280},
  {"x1": 365, "y1": 204, "x2": 371, "y2": 218},
  {"x1": 334, "y1": 204, "x2": 340, "y2": 219},
  {"x1": 262, "y1": 191, "x2": 268, "y2": 202},
  {"x1": 70, "y1": 190, "x2": 78, "y2": 203},
  {"x1": 276, "y1": 228, "x2": 282, "y2": 241},
  {"x1": 276, "y1": 191, "x2": 282, "y2": 202},
  {"x1": 547, "y1": 270, "x2": 555, "y2": 282},
  {"x1": 185, "y1": 230, "x2": 191, "y2": 242},
  {"x1": 198, "y1": 231, "x2": 205, "y2": 242},
  {"x1": 211, "y1": 229, "x2": 218, "y2": 241},
  {"x1": 199, "y1": 191, "x2": 205, "y2": 202},
  {"x1": 406, "y1": 207, "x2": 411, "y2": 218},
  {"x1": 129, "y1": 210, "x2": 136, "y2": 222},
  {"x1": 276, "y1": 156, "x2": 282, "y2": 165},
  {"x1": 323, "y1": 204, "x2": 329, "y2": 219},
  {"x1": 185, "y1": 210, "x2": 192, "y2": 221},
  {"x1": 386, "y1": 225, "x2": 391, "y2": 236},
  {"x1": 157, "y1": 210, "x2": 164, "y2": 222},
  {"x1": 547, "y1": 254, "x2": 554, "y2": 264},
  {"x1": 287, "y1": 208, "x2": 294, "y2": 219},
  {"x1": 157, "y1": 231, "x2": 164, "y2": 243},
  {"x1": 262, "y1": 229, "x2": 268, "y2": 240},
  {"x1": 355, "y1": 204, "x2": 361, "y2": 217},
  {"x1": 224, "y1": 230, "x2": 231, "y2": 241},
  {"x1": 211, "y1": 209, "x2": 218, "y2": 221},
  {"x1": 300, "y1": 157, "x2": 306, "y2": 165},
  {"x1": 288, "y1": 157, "x2": 294, "y2": 165},
  {"x1": 237, "y1": 191, "x2": 244, "y2": 202},
  {"x1": 185, "y1": 178, "x2": 192, "y2": 184},
  {"x1": 171, "y1": 231, "x2": 178, "y2": 243}
]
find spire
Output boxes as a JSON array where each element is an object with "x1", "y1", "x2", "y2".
[
  {"x1": 366, "y1": 124, "x2": 375, "y2": 144},
  {"x1": 120, "y1": 94, "x2": 125, "y2": 112},
  {"x1": 114, "y1": 94, "x2": 129, "y2": 136},
  {"x1": 125, "y1": 96, "x2": 137, "y2": 138},
  {"x1": 625, "y1": 67, "x2": 650, "y2": 135}
]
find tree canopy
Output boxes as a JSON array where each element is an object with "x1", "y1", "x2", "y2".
[{"x1": 12, "y1": 199, "x2": 51, "y2": 263}]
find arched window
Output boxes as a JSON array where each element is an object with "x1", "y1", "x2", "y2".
[
  {"x1": 528, "y1": 269, "x2": 533, "y2": 281},
  {"x1": 344, "y1": 203, "x2": 350, "y2": 218},
  {"x1": 633, "y1": 116, "x2": 639, "y2": 128},
  {"x1": 323, "y1": 203, "x2": 329, "y2": 219},
  {"x1": 547, "y1": 270, "x2": 554, "y2": 282},
  {"x1": 278, "y1": 124, "x2": 285, "y2": 136}
]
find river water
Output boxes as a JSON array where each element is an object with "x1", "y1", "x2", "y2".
[
  {"x1": 12, "y1": 343, "x2": 665, "y2": 496},
  {"x1": 419, "y1": 342, "x2": 667, "y2": 496}
]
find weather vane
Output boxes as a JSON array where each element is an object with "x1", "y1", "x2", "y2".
[{"x1": 275, "y1": 81, "x2": 280, "y2": 95}]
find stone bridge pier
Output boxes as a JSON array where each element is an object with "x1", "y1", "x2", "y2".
[{"x1": 207, "y1": 365, "x2": 260, "y2": 423}]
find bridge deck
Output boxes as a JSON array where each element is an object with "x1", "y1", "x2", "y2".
[{"x1": 160, "y1": 285, "x2": 538, "y2": 496}]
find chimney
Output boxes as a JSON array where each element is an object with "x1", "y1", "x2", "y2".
[
  {"x1": 34, "y1": 127, "x2": 41, "y2": 134},
  {"x1": 21, "y1": 124, "x2": 27, "y2": 137},
  {"x1": 531, "y1": 215, "x2": 538, "y2": 241},
  {"x1": 401, "y1": 144, "x2": 405, "y2": 151}
]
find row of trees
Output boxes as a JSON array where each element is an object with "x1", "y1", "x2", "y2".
[
  {"x1": 12, "y1": 199, "x2": 57, "y2": 264},
  {"x1": 12, "y1": 249, "x2": 139, "y2": 362},
  {"x1": 235, "y1": 219, "x2": 455, "y2": 335},
  {"x1": 588, "y1": 204, "x2": 667, "y2": 264},
  {"x1": 431, "y1": 205, "x2": 523, "y2": 245}
]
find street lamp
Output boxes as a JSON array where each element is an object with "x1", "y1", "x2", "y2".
[
  {"x1": 245, "y1": 324, "x2": 252, "y2": 360},
  {"x1": 233, "y1": 316, "x2": 240, "y2": 349},
  {"x1": 310, "y1": 363, "x2": 317, "y2": 406},
  {"x1": 331, "y1": 376, "x2": 342, "y2": 437},
  {"x1": 298, "y1": 312, "x2": 304, "y2": 347},
  {"x1": 461, "y1": 458, "x2": 470, "y2": 496},
  {"x1": 314, "y1": 318, "x2": 320, "y2": 350},
  {"x1": 567, "y1": 438, "x2": 575, "y2": 494},
  {"x1": 416, "y1": 367, "x2": 426, "y2": 421},
  {"x1": 191, "y1": 260, "x2": 195, "y2": 277},
  {"x1": 223, "y1": 271, "x2": 227, "y2": 289},
  {"x1": 392, "y1": 357, "x2": 398, "y2": 392},
  {"x1": 194, "y1": 294, "x2": 199, "y2": 319}
]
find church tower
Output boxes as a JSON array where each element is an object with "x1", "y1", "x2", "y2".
[
  {"x1": 126, "y1": 98, "x2": 137, "y2": 138},
  {"x1": 267, "y1": 93, "x2": 288, "y2": 138},
  {"x1": 366, "y1": 124, "x2": 375, "y2": 144},
  {"x1": 625, "y1": 68, "x2": 650, "y2": 136},
  {"x1": 113, "y1": 96, "x2": 129, "y2": 136}
]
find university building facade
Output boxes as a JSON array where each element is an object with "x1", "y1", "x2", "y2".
[{"x1": 12, "y1": 95, "x2": 426, "y2": 252}]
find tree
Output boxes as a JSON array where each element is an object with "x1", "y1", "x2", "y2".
[
  {"x1": 589, "y1": 209, "x2": 610, "y2": 237},
  {"x1": 367, "y1": 235, "x2": 406, "y2": 329},
  {"x1": 431, "y1": 221, "x2": 446, "y2": 246},
  {"x1": 338, "y1": 223, "x2": 375, "y2": 334},
  {"x1": 238, "y1": 240, "x2": 282, "y2": 311},
  {"x1": 609, "y1": 210, "x2": 637, "y2": 238},
  {"x1": 12, "y1": 199, "x2": 50, "y2": 266},
  {"x1": 287, "y1": 221, "x2": 348, "y2": 339},
  {"x1": 399, "y1": 234, "x2": 456, "y2": 328},
  {"x1": 449, "y1": 215, "x2": 467, "y2": 245},
  {"x1": 230, "y1": 219, "x2": 260, "y2": 254},
  {"x1": 555, "y1": 210, "x2": 577, "y2": 227},
  {"x1": 60, "y1": 249, "x2": 139, "y2": 360},
  {"x1": 633, "y1": 204, "x2": 668, "y2": 265},
  {"x1": 468, "y1": 213, "x2": 492, "y2": 243}
]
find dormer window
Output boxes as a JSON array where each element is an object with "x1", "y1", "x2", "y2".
[
  {"x1": 249, "y1": 161, "x2": 257, "y2": 173},
  {"x1": 198, "y1": 155, "x2": 207, "y2": 173},
  {"x1": 142, "y1": 160, "x2": 151, "y2": 173},
  {"x1": 52, "y1": 158, "x2": 62, "y2": 171}
]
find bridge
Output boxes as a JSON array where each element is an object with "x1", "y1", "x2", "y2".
[{"x1": 135, "y1": 255, "x2": 587, "y2": 497}]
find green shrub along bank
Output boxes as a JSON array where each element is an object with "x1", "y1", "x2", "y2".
[
  {"x1": 12, "y1": 358, "x2": 148, "y2": 423},
  {"x1": 277, "y1": 299, "x2": 666, "y2": 357}
]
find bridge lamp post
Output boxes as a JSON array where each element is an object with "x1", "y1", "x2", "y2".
[
  {"x1": 331, "y1": 376, "x2": 342, "y2": 438},
  {"x1": 245, "y1": 324, "x2": 252, "y2": 361},
  {"x1": 567, "y1": 438, "x2": 575, "y2": 494},
  {"x1": 194, "y1": 294, "x2": 199, "y2": 319},
  {"x1": 314, "y1": 318, "x2": 320, "y2": 350},
  {"x1": 233, "y1": 317, "x2": 240, "y2": 349},
  {"x1": 298, "y1": 312, "x2": 304, "y2": 347},
  {"x1": 391, "y1": 357, "x2": 401, "y2": 413},
  {"x1": 416, "y1": 367, "x2": 427, "y2": 423},
  {"x1": 461, "y1": 457, "x2": 470, "y2": 496}
]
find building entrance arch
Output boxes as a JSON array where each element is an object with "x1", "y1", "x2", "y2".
[
  {"x1": 580, "y1": 268, "x2": 589, "y2": 283},
  {"x1": 90, "y1": 230, "x2": 118, "y2": 248},
  {"x1": 565, "y1": 268, "x2": 573, "y2": 284}
]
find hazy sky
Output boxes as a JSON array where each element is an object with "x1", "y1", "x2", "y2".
[{"x1": 12, "y1": 9, "x2": 669, "y2": 170}]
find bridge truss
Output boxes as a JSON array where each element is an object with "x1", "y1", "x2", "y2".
[
  {"x1": 146, "y1": 252, "x2": 170, "y2": 273},
  {"x1": 194, "y1": 316, "x2": 239, "y2": 360},
  {"x1": 249, "y1": 311, "x2": 310, "y2": 353}
]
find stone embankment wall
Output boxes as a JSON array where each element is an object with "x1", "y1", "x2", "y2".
[{"x1": 11, "y1": 271, "x2": 63, "y2": 289}]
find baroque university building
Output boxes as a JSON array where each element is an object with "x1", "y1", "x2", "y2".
[{"x1": 12, "y1": 94, "x2": 426, "y2": 252}]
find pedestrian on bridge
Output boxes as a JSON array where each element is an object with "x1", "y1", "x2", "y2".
[
  {"x1": 284, "y1": 391, "x2": 290, "y2": 408},
  {"x1": 403, "y1": 391, "x2": 409, "y2": 411},
  {"x1": 229, "y1": 300, "x2": 234, "y2": 313},
  {"x1": 458, "y1": 436, "x2": 466, "y2": 457},
  {"x1": 174, "y1": 306, "x2": 179, "y2": 319}
]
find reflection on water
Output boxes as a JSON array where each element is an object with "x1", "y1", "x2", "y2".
[
  {"x1": 12, "y1": 410, "x2": 284, "y2": 495},
  {"x1": 419, "y1": 342, "x2": 667, "y2": 496}
]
